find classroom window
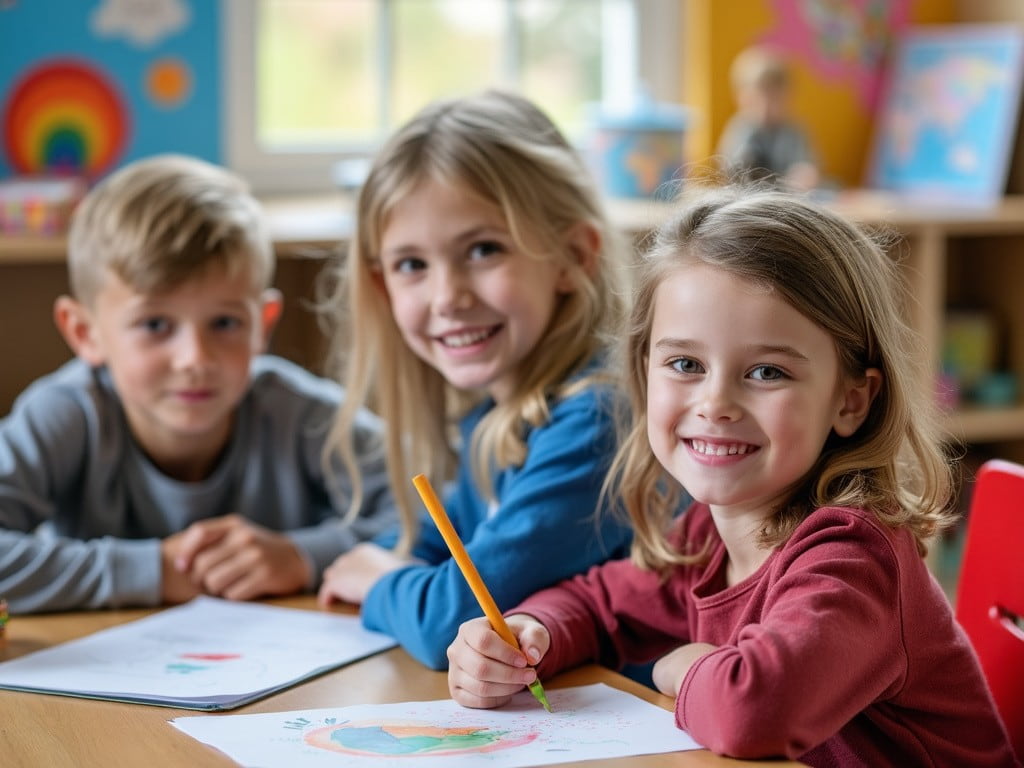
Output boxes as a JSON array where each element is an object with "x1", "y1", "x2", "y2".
[{"x1": 224, "y1": 0, "x2": 679, "y2": 192}]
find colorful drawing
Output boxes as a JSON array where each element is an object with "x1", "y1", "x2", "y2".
[
  {"x1": 2, "y1": 58, "x2": 129, "y2": 176},
  {"x1": 172, "y1": 684, "x2": 703, "y2": 767},
  {"x1": 305, "y1": 721, "x2": 537, "y2": 756},
  {"x1": 0, "y1": 1, "x2": 220, "y2": 177},
  {"x1": 165, "y1": 652, "x2": 243, "y2": 675}
]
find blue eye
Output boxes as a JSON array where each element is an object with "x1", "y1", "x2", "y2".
[
  {"x1": 212, "y1": 315, "x2": 244, "y2": 332},
  {"x1": 750, "y1": 365, "x2": 786, "y2": 381},
  {"x1": 670, "y1": 357, "x2": 704, "y2": 374},
  {"x1": 140, "y1": 316, "x2": 171, "y2": 335},
  {"x1": 394, "y1": 256, "x2": 426, "y2": 274},
  {"x1": 468, "y1": 241, "x2": 503, "y2": 260}
]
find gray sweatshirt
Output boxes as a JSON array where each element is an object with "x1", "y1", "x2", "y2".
[{"x1": 0, "y1": 355, "x2": 394, "y2": 613}]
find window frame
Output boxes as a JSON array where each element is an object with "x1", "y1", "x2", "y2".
[{"x1": 222, "y1": 0, "x2": 680, "y2": 193}]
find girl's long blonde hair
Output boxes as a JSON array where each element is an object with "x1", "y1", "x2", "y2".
[
  {"x1": 327, "y1": 90, "x2": 627, "y2": 552},
  {"x1": 608, "y1": 185, "x2": 957, "y2": 571}
]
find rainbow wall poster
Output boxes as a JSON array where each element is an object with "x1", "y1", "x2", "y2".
[{"x1": 3, "y1": 59, "x2": 129, "y2": 177}]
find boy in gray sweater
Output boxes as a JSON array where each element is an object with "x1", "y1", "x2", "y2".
[{"x1": 0, "y1": 154, "x2": 393, "y2": 612}]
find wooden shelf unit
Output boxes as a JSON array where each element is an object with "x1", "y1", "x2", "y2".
[{"x1": 850, "y1": 195, "x2": 1024, "y2": 458}]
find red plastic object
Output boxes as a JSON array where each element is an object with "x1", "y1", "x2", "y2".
[{"x1": 955, "y1": 459, "x2": 1024, "y2": 758}]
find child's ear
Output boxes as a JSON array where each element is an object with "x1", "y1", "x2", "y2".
[
  {"x1": 370, "y1": 264, "x2": 389, "y2": 297},
  {"x1": 53, "y1": 295, "x2": 105, "y2": 365},
  {"x1": 557, "y1": 222, "x2": 602, "y2": 294},
  {"x1": 833, "y1": 367, "x2": 883, "y2": 437},
  {"x1": 258, "y1": 288, "x2": 284, "y2": 350}
]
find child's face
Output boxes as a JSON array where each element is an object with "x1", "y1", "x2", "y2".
[
  {"x1": 738, "y1": 84, "x2": 787, "y2": 126},
  {"x1": 378, "y1": 178, "x2": 570, "y2": 403},
  {"x1": 74, "y1": 265, "x2": 275, "y2": 462},
  {"x1": 645, "y1": 262, "x2": 858, "y2": 522}
]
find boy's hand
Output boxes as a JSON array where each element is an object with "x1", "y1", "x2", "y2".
[
  {"x1": 651, "y1": 642, "x2": 718, "y2": 697},
  {"x1": 173, "y1": 515, "x2": 311, "y2": 601},
  {"x1": 316, "y1": 542, "x2": 414, "y2": 607},
  {"x1": 160, "y1": 536, "x2": 202, "y2": 604},
  {"x1": 447, "y1": 614, "x2": 550, "y2": 709}
]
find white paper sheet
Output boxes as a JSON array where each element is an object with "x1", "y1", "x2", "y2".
[
  {"x1": 170, "y1": 683, "x2": 701, "y2": 767},
  {"x1": 0, "y1": 596, "x2": 396, "y2": 710}
]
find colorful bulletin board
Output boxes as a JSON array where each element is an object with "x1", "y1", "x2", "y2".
[
  {"x1": 0, "y1": 0, "x2": 219, "y2": 181},
  {"x1": 866, "y1": 24, "x2": 1024, "y2": 205}
]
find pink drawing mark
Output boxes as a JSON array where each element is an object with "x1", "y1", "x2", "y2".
[{"x1": 180, "y1": 653, "x2": 242, "y2": 661}]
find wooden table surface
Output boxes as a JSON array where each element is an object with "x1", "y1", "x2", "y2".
[{"x1": 0, "y1": 596, "x2": 801, "y2": 768}]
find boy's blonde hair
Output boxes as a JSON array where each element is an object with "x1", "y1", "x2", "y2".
[
  {"x1": 610, "y1": 185, "x2": 957, "y2": 571},
  {"x1": 730, "y1": 44, "x2": 790, "y2": 95},
  {"x1": 328, "y1": 90, "x2": 628, "y2": 552},
  {"x1": 67, "y1": 154, "x2": 273, "y2": 305}
]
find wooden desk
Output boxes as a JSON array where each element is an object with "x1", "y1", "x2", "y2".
[{"x1": 0, "y1": 596, "x2": 801, "y2": 768}]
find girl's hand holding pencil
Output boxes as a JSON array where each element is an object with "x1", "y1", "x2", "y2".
[
  {"x1": 411, "y1": 473, "x2": 551, "y2": 712},
  {"x1": 447, "y1": 613, "x2": 552, "y2": 710}
]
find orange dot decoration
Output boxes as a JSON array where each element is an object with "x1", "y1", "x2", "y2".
[
  {"x1": 2, "y1": 59, "x2": 130, "y2": 177},
  {"x1": 146, "y1": 57, "x2": 191, "y2": 108}
]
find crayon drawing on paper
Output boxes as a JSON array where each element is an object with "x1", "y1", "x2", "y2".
[
  {"x1": 304, "y1": 721, "x2": 537, "y2": 756},
  {"x1": 171, "y1": 683, "x2": 702, "y2": 767}
]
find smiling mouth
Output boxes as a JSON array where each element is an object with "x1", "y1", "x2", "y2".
[
  {"x1": 687, "y1": 439, "x2": 758, "y2": 456},
  {"x1": 176, "y1": 390, "x2": 215, "y2": 401},
  {"x1": 437, "y1": 326, "x2": 501, "y2": 348}
]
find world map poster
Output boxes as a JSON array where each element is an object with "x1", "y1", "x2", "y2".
[{"x1": 867, "y1": 24, "x2": 1024, "y2": 205}]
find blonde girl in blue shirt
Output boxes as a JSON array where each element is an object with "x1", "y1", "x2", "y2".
[{"x1": 317, "y1": 90, "x2": 634, "y2": 668}]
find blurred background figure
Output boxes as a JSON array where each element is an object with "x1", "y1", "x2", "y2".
[{"x1": 716, "y1": 44, "x2": 820, "y2": 192}]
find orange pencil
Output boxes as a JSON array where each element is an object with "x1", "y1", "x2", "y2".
[{"x1": 412, "y1": 473, "x2": 552, "y2": 712}]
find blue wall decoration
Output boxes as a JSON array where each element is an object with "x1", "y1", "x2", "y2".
[{"x1": 0, "y1": 0, "x2": 220, "y2": 180}]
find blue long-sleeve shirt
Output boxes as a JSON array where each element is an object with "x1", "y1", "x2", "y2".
[{"x1": 361, "y1": 368, "x2": 633, "y2": 669}]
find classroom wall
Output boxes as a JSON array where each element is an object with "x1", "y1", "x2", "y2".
[
  {"x1": 5, "y1": 0, "x2": 992, "y2": 192},
  {"x1": 683, "y1": 0, "x2": 958, "y2": 187}
]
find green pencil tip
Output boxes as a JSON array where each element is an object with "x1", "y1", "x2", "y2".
[{"x1": 528, "y1": 679, "x2": 552, "y2": 713}]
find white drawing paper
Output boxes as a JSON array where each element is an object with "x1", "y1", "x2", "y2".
[
  {"x1": 170, "y1": 683, "x2": 701, "y2": 767},
  {"x1": 0, "y1": 596, "x2": 395, "y2": 709}
]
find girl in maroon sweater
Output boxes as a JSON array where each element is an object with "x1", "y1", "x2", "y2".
[{"x1": 446, "y1": 187, "x2": 1019, "y2": 767}]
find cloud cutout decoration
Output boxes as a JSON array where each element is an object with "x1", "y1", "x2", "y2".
[{"x1": 91, "y1": 0, "x2": 190, "y2": 48}]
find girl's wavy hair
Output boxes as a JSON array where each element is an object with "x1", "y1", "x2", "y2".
[
  {"x1": 326, "y1": 90, "x2": 627, "y2": 552},
  {"x1": 606, "y1": 185, "x2": 957, "y2": 571}
]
